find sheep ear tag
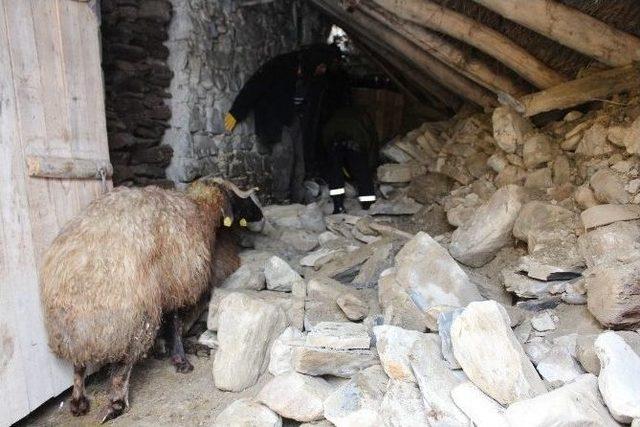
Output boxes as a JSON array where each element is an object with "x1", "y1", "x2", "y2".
[
  {"x1": 223, "y1": 217, "x2": 233, "y2": 227},
  {"x1": 239, "y1": 218, "x2": 248, "y2": 227}
]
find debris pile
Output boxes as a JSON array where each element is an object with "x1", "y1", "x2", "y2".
[{"x1": 208, "y1": 96, "x2": 640, "y2": 426}]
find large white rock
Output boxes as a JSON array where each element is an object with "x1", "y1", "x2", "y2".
[
  {"x1": 264, "y1": 256, "x2": 304, "y2": 292},
  {"x1": 323, "y1": 365, "x2": 389, "y2": 427},
  {"x1": 595, "y1": 332, "x2": 640, "y2": 423},
  {"x1": 451, "y1": 382, "x2": 508, "y2": 427},
  {"x1": 305, "y1": 322, "x2": 371, "y2": 350},
  {"x1": 268, "y1": 326, "x2": 305, "y2": 376},
  {"x1": 380, "y1": 380, "x2": 430, "y2": 427},
  {"x1": 257, "y1": 372, "x2": 334, "y2": 422},
  {"x1": 213, "y1": 293, "x2": 287, "y2": 391},
  {"x1": 449, "y1": 185, "x2": 526, "y2": 267},
  {"x1": 578, "y1": 220, "x2": 640, "y2": 269},
  {"x1": 215, "y1": 398, "x2": 282, "y2": 427},
  {"x1": 373, "y1": 325, "x2": 429, "y2": 382},
  {"x1": 586, "y1": 260, "x2": 640, "y2": 329},
  {"x1": 409, "y1": 335, "x2": 469, "y2": 426},
  {"x1": 505, "y1": 374, "x2": 618, "y2": 427},
  {"x1": 451, "y1": 301, "x2": 547, "y2": 405},
  {"x1": 395, "y1": 232, "x2": 482, "y2": 311}
]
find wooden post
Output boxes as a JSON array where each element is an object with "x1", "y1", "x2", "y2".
[
  {"x1": 515, "y1": 64, "x2": 640, "y2": 116},
  {"x1": 472, "y1": 0, "x2": 640, "y2": 67},
  {"x1": 369, "y1": 0, "x2": 566, "y2": 88}
]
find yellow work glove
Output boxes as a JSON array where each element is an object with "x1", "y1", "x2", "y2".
[{"x1": 224, "y1": 112, "x2": 237, "y2": 132}]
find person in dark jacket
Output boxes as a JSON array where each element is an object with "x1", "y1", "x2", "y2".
[
  {"x1": 224, "y1": 45, "x2": 340, "y2": 203},
  {"x1": 322, "y1": 105, "x2": 378, "y2": 213}
]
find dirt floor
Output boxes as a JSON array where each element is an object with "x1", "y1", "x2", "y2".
[{"x1": 19, "y1": 355, "x2": 273, "y2": 426}]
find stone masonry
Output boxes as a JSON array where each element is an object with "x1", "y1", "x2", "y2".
[{"x1": 163, "y1": 0, "x2": 326, "y2": 193}]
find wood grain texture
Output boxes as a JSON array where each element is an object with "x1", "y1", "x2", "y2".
[{"x1": 0, "y1": 0, "x2": 110, "y2": 424}]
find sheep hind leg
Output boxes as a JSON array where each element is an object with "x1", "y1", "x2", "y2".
[
  {"x1": 99, "y1": 361, "x2": 133, "y2": 423},
  {"x1": 169, "y1": 311, "x2": 193, "y2": 374},
  {"x1": 69, "y1": 364, "x2": 90, "y2": 416}
]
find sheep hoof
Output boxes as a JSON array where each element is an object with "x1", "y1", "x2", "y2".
[
  {"x1": 69, "y1": 396, "x2": 90, "y2": 416},
  {"x1": 99, "y1": 399, "x2": 126, "y2": 423},
  {"x1": 171, "y1": 355, "x2": 194, "y2": 374}
]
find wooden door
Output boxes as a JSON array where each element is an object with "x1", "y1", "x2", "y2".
[{"x1": 0, "y1": 1, "x2": 111, "y2": 424}]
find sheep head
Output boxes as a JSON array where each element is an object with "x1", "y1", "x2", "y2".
[{"x1": 187, "y1": 177, "x2": 263, "y2": 228}]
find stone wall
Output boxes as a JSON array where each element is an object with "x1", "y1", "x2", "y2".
[
  {"x1": 101, "y1": 0, "x2": 176, "y2": 187},
  {"x1": 163, "y1": 0, "x2": 327, "y2": 192}
]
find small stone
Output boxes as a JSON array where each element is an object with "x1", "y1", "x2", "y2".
[
  {"x1": 576, "y1": 123, "x2": 613, "y2": 157},
  {"x1": 523, "y1": 132, "x2": 556, "y2": 169},
  {"x1": 581, "y1": 204, "x2": 640, "y2": 229},
  {"x1": 323, "y1": 365, "x2": 389, "y2": 427},
  {"x1": 407, "y1": 173, "x2": 453, "y2": 204},
  {"x1": 377, "y1": 163, "x2": 425, "y2": 183},
  {"x1": 450, "y1": 382, "x2": 508, "y2": 427},
  {"x1": 590, "y1": 168, "x2": 629, "y2": 204},
  {"x1": 305, "y1": 322, "x2": 371, "y2": 350},
  {"x1": 380, "y1": 380, "x2": 430, "y2": 427},
  {"x1": 574, "y1": 185, "x2": 599, "y2": 210},
  {"x1": 269, "y1": 327, "x2": 305, "y2": 376},
  {"x1": 451, "y1": 301, "x2": 547, "y2": 405},
  {"x1": 373, "y1": 325, "x2": 430, "y2": 382},
  {"x1": 280, "y1": 230, "x2": 319, "y2": 252},
  {"x1": 524, "y1": 339, "x2": 552, "y2": 365},
  {"x1": 608, "y1": 125, "x2": 629, "y2": 147},
  {"x1": 504, "y1": 374, "x2": 618, "y2": 427},
  {"x1": 623, "y1": 115, "x2": 640, "y2": 155},
  {"x1": 449, "y1": 185, "x2": 526, "y2": 267},
  {"x1": 492, "y1": 106, "x2": 533, "y2": 154},
  {"x1": 438, "y1": 308, "x2": 464, "y2": 369},
  {"x1": 213, "y1": 293, "x2": 288, "y2": 391},
  {"x1": 257, "y1": 372, "x2": 334, "y2": 422},
  {"x1": 586, "y1": 260, "x2": 640, "y2": 329},
  {"x1": 378, "y1": 270, "x2": 428, "y2": 332},
  {"x1": 487, "y1": 152, "x2": 509, "y2": 173},
  {"x1": 409, "y1": 335, "x2": 469, "y2": 426},
  {"x1": 264, "y1": 256, "x2": 304, "y2": 292},
  {"x1": 531, "y1": 311, "x2": 557, "y2": 332},
  {"x1": 595, "y1": 331, "x2": 640, "y2": 423},
  {"x1": 536, "y1": 347, "x2": 584, "y2": 385},
  {"x1": 524, "y1": 167, "x2": 553, "y2": 189},
  {"x1": 502, "y1": 269, "x2": 552, "y2": 299},
  {"x1": 563, "y1": 111, "x2": 583, "y2": 122},
  {"x1": 337, "y1": 293, "x2": 369, "y2": 321},
  {"x1": 220, "y1": 264, "x2": 266, "y2": 291},
  {"x1": 293, "y1": 346, "x2": 379, "y2": 378},
  {"x1": 197, "y1": 330, "x2": 218, "y2": 349},
  {"x1": 215, "y1": 398, "x2": 282, "y2": 427},
  {"x1": 369, "y1": 196, "x2": 422, "y2": 216}
]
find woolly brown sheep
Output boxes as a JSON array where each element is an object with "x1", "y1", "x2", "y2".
[{"x1": 40, "y1": 178, "x2": 262, "y2": 422}]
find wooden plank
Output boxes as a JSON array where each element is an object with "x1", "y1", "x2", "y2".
[
  {"x1": 0, "y1": 3, "x2": 32, "y2": 424},
  {"x1": 26, "y1": 155, "x2": 113, "y2": 180},
  {"x1": 516, "y1": 64, "x2": 640, "y2": 117}
]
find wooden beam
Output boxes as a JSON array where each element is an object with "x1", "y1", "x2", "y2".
[
  {"x1": 472, "y1": 0, "x2": 640, "y2": 67},
  {"x1": 26, "y1": 155, "x2": 113, "y2": 180},
  {"x1": 361, "y1": 2, "x2": 527, "y2": 97},
  {"x1": 313, "y1": 0, "x2": 462, "y2": 110},
  {"x1": 369, "y1": 0, "x2": 566, "y2": 88},
  {"x1": 313, "y1": 0, "x2": 498, "y2": 109},
  {"x1": 514, "y1": 64, "x2": 640, "y2": 117}
]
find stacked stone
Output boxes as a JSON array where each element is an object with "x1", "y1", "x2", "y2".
[
  {"x1": 163, "y1": 0, "x2": 326, "y2": 194},
  {"x1": 101, "y1": 0, "x2": 175, "y2": 187}
]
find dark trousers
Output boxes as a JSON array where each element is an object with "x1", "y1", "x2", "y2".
[
  {"x1": 325, "y1": 140, "x2": 375, "y2": 206},
  {"x1": 271, "y1": 117, "x2": 305, "y2": 203}
]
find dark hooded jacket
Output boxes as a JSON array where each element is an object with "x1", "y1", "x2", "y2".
[{"x1": 229, "y1": 45, "x2": 340, "y2": 144}]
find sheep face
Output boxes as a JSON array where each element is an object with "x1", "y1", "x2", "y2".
[{"x1": 187, "y1": 177, "x2": 263, "y2": 227}]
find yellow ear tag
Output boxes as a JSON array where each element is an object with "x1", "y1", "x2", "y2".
[
  {"x1": 223, "y1": 217, "x2": 233, "y2": 227},
  {"x1": 239, "y1": 218, "x2": 248, "y2": 227}
]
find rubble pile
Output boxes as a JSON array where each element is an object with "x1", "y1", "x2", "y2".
[{"x1": 207, "y1": 97, "x2": 640, "y2": 426}]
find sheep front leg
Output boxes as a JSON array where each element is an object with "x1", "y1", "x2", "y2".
[
  {"x1": 100, "y1": 361, "x2": 133, "y2": 423},
  {"x1": 69, "y1": 364, "x2": 90, "y2": 416},
  {"x1": 169, "y1": 311, "x2": 194, "y2": 373}
]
